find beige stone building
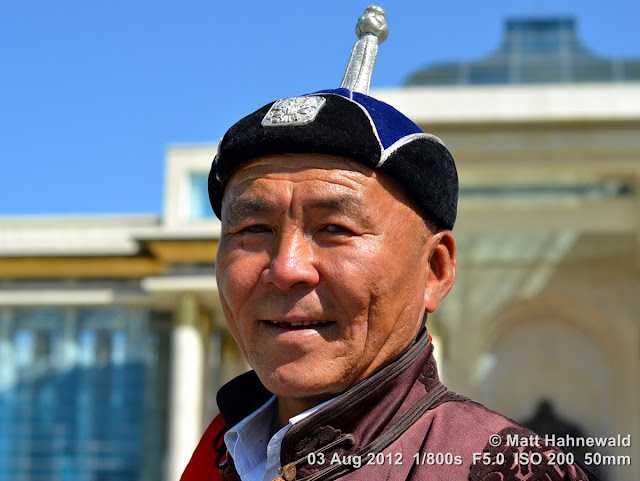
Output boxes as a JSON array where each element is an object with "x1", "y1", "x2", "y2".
[{"x1": 0, "y1": 17, "x2": 637, "y2": 481}]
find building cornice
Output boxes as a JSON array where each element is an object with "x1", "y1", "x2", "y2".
[{"x1": 372, "y1": 83, "x2": 640, "y2": 126}]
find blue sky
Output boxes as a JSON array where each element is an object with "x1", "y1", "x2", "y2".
[{"x1": 1, "y1": 0, "x2": 638, "y2": 216}]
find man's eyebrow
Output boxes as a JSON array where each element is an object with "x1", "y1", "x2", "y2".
[
  {"x1": 305, "y1": 196, "x2": 365, "y2": 212},
  {"x1": 224, "y1": 195, "x2": 365, "y2": 227},
  {"x1": 225, "y1": 198, "x2": 275, "y2": 226}
]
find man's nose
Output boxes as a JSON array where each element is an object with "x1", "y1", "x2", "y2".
[{"x1": 261, "y1": 231, "x2": 320, "y2": 290}]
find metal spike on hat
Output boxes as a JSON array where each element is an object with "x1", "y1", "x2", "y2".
[{"x1": 339, "y1": 6, "x2": 389, "y2": 95}]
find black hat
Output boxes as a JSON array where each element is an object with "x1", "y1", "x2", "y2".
[{"x1": 208, "y1": 7, "x2": 458, "y2": 229}]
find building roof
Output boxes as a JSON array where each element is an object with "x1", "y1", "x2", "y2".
[{"x1": 406, "y1": 18, "x2": 640, "y2": 86}]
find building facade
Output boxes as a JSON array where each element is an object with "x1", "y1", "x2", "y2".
[
  {"x1": 0, "y1": 146, "x2": 238, "y2": 481},
  {"x1": 389, "y1": 18, "x2": 640, "y2": 481},
  {"x1": 0, "y1": 17, "x2": 638, "y2": 481}
]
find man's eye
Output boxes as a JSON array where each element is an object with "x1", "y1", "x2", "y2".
[
  {"x1": 324, "y1": 224, "x2": 352, "y2": 234},
  {"x1": 243, "y1": 224, "x2": 270, "y2": 234}
]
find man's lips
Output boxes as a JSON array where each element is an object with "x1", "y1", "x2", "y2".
[{"x1": 264, "y1": 319, "x2": 333, "y2": 329}]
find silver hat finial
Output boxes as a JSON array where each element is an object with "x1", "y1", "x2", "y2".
[{"x1": 339, "y1": 5, "x2": 389, "y2": 95}]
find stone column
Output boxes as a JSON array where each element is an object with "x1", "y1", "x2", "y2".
[{"x1": 166, "y1": 294, "x2": 204, "y2": 481}]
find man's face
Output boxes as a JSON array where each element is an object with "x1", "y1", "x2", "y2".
[{"x1": 216, "y1": 154, "x2": 455, "y2": 410}]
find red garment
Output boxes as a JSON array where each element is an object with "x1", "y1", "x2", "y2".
[{"x1": 180, "y1": 413, "x2": 226, "y2": 481}]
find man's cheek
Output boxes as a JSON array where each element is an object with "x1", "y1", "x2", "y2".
[{"x1": 219, "y1": 262, "x2": 251, "y2": 293}]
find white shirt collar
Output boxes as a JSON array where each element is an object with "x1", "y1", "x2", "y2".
[{"x1": 224, "y1": 395, "x2": 332, "y2": 481}]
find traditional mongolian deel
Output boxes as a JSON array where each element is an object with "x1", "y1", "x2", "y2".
[{"x1": 182, "y1": 331, "x2": 596, "y2": 481}]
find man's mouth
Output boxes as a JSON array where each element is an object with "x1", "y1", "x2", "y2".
[{"x1": 265, "y1": 320, "x2": 332, "y2": 329}]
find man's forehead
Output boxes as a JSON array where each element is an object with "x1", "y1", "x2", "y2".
[
  {"x1": 223, "y1": 154, "x2": 376, "y2": 193},
  {"x1": 226, "y1": 166, "x2": 370, "y2": 204},
  {"x1": 223, "y1": 153, "x2": 426, "y2": 217}
]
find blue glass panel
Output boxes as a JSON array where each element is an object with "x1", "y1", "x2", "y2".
[
  {"x1": 0, "y1": 307, "x2": 167, "y2": 481},
  {"x1": 190, "y1": 173, "x2": 216, "y2": 219}
]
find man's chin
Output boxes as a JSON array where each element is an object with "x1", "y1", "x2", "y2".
[{"x1": 257, "y1": 368, "x2": 344, "y2": 406}]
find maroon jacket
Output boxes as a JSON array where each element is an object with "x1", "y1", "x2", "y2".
[{"x1": 183, "y1": 330, "x2": 597, "y2": 480}]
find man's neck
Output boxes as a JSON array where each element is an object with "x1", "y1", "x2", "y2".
[{"x1": 277, "y1": 393, "x2": 339, "y2": 427}]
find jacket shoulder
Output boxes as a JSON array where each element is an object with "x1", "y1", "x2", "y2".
[{"x1": 430, "y1": 399, "x2": 599, "y2": 480}]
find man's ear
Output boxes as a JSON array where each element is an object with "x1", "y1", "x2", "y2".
[{"x1": 424, "y1": 229, "x2": 457, "y2": 313}]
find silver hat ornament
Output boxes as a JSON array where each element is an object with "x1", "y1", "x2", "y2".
[{"x1": 340, "y1": 5, "x2": 389, "y2": 95}]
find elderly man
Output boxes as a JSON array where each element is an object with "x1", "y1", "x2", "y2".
[{"x1": 182, "y1": 7, "x2": 597, "y2": 481}]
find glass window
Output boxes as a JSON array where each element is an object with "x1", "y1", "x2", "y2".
[
  {"x1": 0, "y1": 307, "x2": 169, "y2": 481},
  {"x1": 189, "y1": 173, "x2": 215, "y2": 220}
]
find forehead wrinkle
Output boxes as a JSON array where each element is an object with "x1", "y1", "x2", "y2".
[
  {"x1": 232, "y1": 154, "x2": 375, "y2": 186},
  {"x1": 304, "y1": 195, "x2": 365, "y2": 214}
]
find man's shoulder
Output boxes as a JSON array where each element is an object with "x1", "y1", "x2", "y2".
[
  {"x1": 432, "y1": 395, "x2": 527, "y2": 437},
  {"x1": 423, "y1": 397, "x2": 599, "y2": 480}
]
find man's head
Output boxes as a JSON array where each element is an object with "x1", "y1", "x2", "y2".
[{"x1": 210, "y1": 90, "x2": 458, "y2": 415}]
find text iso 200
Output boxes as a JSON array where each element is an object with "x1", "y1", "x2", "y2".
[{"x1": 414, "y1": 452, "x2": 463, "y2": 465}]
